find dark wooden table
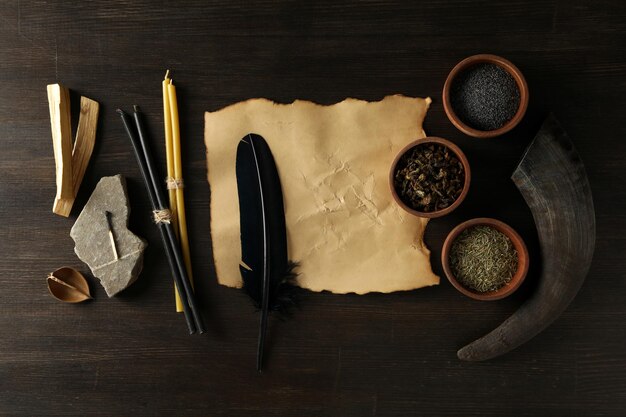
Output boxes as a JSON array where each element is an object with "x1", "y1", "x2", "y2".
[{"x1": 1, "y1": 1, "x2": 625, "y2": 416}]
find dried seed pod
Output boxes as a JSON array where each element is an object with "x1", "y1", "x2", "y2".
[{"x1": 47, "y1": 267, "x2": 92, "y2": 303}]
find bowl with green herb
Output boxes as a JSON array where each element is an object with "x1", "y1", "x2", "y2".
[
  {"x1": 389, "y1": 137, "x2": 471, "y2": 218},
  {"x1": 441, "y1": 218, "x2": 529, "y2": 301}
]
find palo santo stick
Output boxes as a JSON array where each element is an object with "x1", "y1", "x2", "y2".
[
  {"x1": 71, "y1": 97, "x2": 99, "y2": 194},
  {"x1": 52, "y1": 95, "x2": 99, "y2": 217},
  {"x1": 47, "y1": 84, "x2": 73, "y2": 206},
  {"x1": 168, "y1": 79, "x2": 194, "y2": 312},
  {"x1": 163, "y1": 71, "x2": 183, "y2": 312}
]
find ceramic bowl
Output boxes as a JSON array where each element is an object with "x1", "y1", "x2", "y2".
[
  {"x1": 442, "y1": 54, "x2": 529, "y2": 138},
  {"x1": 441, "y1": 217, "x2": 529, "y2": 301},
  {"x1": 389, "y1": 137, "x2": 471, "y2": 218}
]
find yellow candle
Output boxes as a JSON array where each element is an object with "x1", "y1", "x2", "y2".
[
  {"x1": 163, "y1": 71, "x2": 183, "y2": 312},
  {"x1": 167, "y1": 79, "x2": 194, "y2": 312},
  {"x1": 163, "y1": 71, "x2": 178, "y2": 229}
]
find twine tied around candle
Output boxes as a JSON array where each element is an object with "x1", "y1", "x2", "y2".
[
  {"x1": 166, "y1": 177, "x2": 184, "y2": 190},
  {"x1": 153, "y1": 209, "x2": 172, "y2": 224}
]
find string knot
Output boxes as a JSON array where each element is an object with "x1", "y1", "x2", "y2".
[
  {"x1": 152, "y1": 209, "x2": 172, "y2": 224},
  {"x1": 166, "y1": 177, "x2": 184, "y2": 190}
]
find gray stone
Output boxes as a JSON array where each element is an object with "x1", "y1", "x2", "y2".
[{"x1": 70, "y1": 175, "x2": 147, "y2": 297}]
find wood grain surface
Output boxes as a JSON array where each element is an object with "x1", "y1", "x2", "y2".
[{"x1": 1, "y1": 1, "x2": 625, "y2": 416}]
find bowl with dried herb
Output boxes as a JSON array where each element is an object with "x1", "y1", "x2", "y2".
[
  {"x1": 441, "y1": 218, "x2": 529, "y2": 301},
  {"x1": 389, "y1": 137, "x2": 470, "y2": 218},
  {"x1": 443, "y1": 54, "x2": 529, "y2": 138}
]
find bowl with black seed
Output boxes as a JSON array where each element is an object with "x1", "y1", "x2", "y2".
[
  {"x1": 389, "y1": 137, "x2": 471, "y2": 218},
  {"x1": 441, "y1": 218, "x2": 529, "y2": 301},
  {"x1": 443, "y1": 54, "x2": 529, "y2": 138}
]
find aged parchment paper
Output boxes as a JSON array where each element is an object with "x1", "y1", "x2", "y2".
[{"x1": 205, "y1": 95, "x2": 439, "y2": 294}]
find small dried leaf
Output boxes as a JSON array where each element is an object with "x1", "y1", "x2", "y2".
[
  {"x1": 47, "y1": 267, "x2": 92, "y2": 303},
  {"x1": 393, "y1": 143, "x2": 465, "y2": 212}
]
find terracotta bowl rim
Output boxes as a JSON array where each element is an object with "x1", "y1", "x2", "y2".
[
  {"x1": 388, "y1": 136, "x2": 471, "y2": 219},
  {"x1": 442, "y1": 53, "x2": 529, "y2": 138},
  {"x1": 441, "y1": 217, "x2": 530, "y2": 301}
]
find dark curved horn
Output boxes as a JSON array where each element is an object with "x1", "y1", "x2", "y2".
[{"x1": 458, "y1": 115, "x2": 596, "y2": 361}]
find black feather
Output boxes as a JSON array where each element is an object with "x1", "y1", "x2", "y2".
[{"x1": 235, "y1": 133, "x2": 296, "y2": 371}]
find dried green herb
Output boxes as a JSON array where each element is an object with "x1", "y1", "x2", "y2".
[
  {"x1": 449, "y1": 225, "x2": 518, "y2": 293},
  {"x1": 393, "y1": 143, "x2": 464, "y2": 212}
]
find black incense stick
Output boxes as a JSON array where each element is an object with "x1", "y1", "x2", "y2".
[
  {"x1": 118, "y1": 108, "x2": 195, "y2": 334},
  {"x1": 117, "y1": 108, "x2": 202, "y2": 334},
  {"x1": 131, "y1": 106, "x2": 205, "y2": 333}
]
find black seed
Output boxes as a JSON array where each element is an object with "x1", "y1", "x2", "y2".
[{"x1": 450, "y1": 63, "x2": 520, "y2": 131}]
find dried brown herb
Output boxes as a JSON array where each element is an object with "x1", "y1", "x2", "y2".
[
  {"x1": 449, "y1": 225, "x2": 518, "y2": 293},
  {"x1": 394, "y1": 143, "x2": 464, "y2": 212}
]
